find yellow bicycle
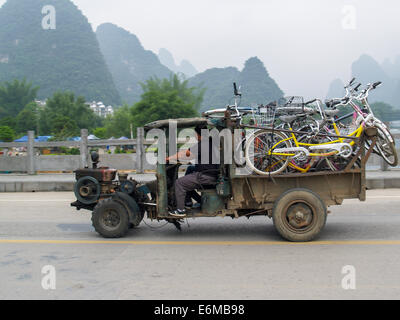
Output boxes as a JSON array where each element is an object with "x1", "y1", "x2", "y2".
[{"x1": 245, "y1": 118, "x2": 364, "y2": 176}]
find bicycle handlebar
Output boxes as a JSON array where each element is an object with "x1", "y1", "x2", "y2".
[
  {"x1": 305, "y1": 99, "x2": 317, "y2": 105},
  {"x1": 233, "y1": 83, "x2": 241, "y2": 97},
  {"x1": 373, "y1": 81, "x2": 382, "y2": 89},
  {"x1": 355, "y1": 81, "x2": 383, "y2": 100}
]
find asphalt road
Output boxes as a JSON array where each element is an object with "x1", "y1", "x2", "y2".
[{"x1": 0, "y1": 190, "x2": 400, "y2": 300}]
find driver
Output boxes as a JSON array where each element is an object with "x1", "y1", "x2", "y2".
[{"x1": 166, "y1": 125, "x2": 220, "y2": 217}]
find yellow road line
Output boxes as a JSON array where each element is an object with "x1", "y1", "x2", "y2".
[{"x1": 1, "y1": 239, "x2": 400, "y2": 246}]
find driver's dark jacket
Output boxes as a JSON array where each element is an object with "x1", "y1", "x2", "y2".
[{"x1": 190, "y1": 138, "x2": 220, "y2": 177}]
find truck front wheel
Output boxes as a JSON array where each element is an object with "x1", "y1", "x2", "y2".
[
  {"x1": 273, "y1": 189, "x2": 327, "y2": 242},
  {"x1": 92, "y1": 198, "x2": 130, "y2": 238}
]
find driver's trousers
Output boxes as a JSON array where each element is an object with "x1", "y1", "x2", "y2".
[{"x1": 175, "y1": 172, "x2": 217, "y2": 210}]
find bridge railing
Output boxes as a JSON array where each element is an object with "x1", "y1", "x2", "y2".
[
  {"x1": 0, "y1": 129, "x2": 150, "y2": 174},
  {"x1": 0, "y1": 129, "x2": 399, "y2": 175}
]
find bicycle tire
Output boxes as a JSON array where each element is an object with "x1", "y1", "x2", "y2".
[
  {"x1": 245, "y1": 130, "x2": 291, "y2": 176},
  {"x1": 375, "y1": 126, "x2": 398, "y2": 167}
]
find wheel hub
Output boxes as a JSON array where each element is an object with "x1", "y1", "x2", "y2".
[
  {"x1": 102, "y1": 209, "x2": 121, "y2": 228},
  {"x1": 286, "y1": 203, "x2": 314, "y2": 229}
]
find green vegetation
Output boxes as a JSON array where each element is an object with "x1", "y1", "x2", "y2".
[
  {"x1": 0, "y1": 75, "x2": 198, "y2": 141},
  {"x1": 15, "y1": 102, "x2": 40, "y2": 133},
  {"x1": 104, "y1": 105, "x2": 132, "y2": 139},
  {"x1": 46, "y1": 147, "x2": 80, "y2": 155},
  {"x1": 40, "y1": 92, "x2": 103, "y2": 139},
  {"x1": 0, "y1": 126, "x2": 15, "y2": 142},
  {"x1": 0, "y1": 79, "x2": 41, "y2": 137},
  {"x1": 371, "y1": 102, "x2": 400, "y2": 122},
  {"x1": 93, "y1": 127, "x2": 107, "y2": 140},
  {"x1": 104, "y1": 75, "x2": 202, "y2": 137},
  {"x1": 0, "y1": 79, "x2": 104, "y2": 139},
  {"x1": 0, "y1": 0, "x2": 121, "y2": 105},
  {"x1": 130, "y1": 75, "x2": 202, "y2": 128},
  {"x1": 0, "y1": 79, "x2": 39, "y2": 118}
]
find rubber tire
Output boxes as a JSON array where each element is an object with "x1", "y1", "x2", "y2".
[
  {"x1": 374, "y1": 126, "x2": 398, "y2": 167},
  {"x1": 130, "y1": 212, "x2": 145, "y2": 229},
  {"x1": 92, "y1": 198, "x2": 130, "y2": 238},
  {"x1": 377, "y1": 140, "x2": 398, "y2": 167},
  {"x1": 272, "y1": 188, "x2": 327, "y2": 242}
]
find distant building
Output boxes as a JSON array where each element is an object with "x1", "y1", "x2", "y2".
[
  {"x1": 88, "y1": 101, "x2": 114, "y2": 118},
  {"x1": 35, "y1": 100, "x2": 47, "y2": 108}
]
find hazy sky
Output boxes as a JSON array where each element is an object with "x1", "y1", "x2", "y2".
[{"x1": 1, "y1": 0, "x2": 399, "y2": 98}]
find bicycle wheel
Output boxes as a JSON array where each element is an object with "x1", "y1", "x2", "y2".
[
  {"x1": 245, "y1": 130, "x2": 291, "y2": 176},
  {"x1": 325, "y1": 155, "x2": 361, "y2": 171},
  {"x1": 375, "y1": 127, "x2": 398, "y2": 167}
]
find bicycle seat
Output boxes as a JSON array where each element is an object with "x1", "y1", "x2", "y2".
[
  {"x1": 279, "y1": 115, "x2": 298, "y2": 123},
  {"x1": 325, "y1": 100, "x2": 341, "y2": 109},
  {"x1": 324, "y1": 109, "x2": 340, "y2": 118}
]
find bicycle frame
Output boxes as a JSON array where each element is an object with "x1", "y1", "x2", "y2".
[{"x1": 265, "y1": 120, "x2": 363, "y2": 159}]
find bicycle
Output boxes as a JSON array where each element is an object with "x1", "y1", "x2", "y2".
[
  {"x1": 244, "y1": 82, "x2": 366, "y2": 176},
  {"x1": 323, "y1": 80, "x2": 397, "y2": 167}
]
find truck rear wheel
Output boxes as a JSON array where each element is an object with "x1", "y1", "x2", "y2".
[
  {"x1": 92, "y1": 198, "x2": 130, "y2": 238},
  {"x1": 272, "y1": 188, "x2": 327, "y2": 242}
]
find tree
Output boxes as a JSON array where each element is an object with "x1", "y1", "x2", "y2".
[
  {"x1": 0, "y1": 126, "x2": 15, "y2": 142},
  {"x1": 93, "y1": 127, "x2": 107, "y2": 139},
  {"x1": 52, "y1": 116, "x2": 79, "y2": 140},
  {"x1": 41, "y1": 92, "x2": 103, "y2": 137},
  {"x1": 15, "y1": 102, "x2": 39, "y2": 134},
  {"x1": 104, "y1": 105, "x2": 132, "y2": 138},
  {"x1": 130, "y1": 75, "x2": 202, "y2": 129},
  {"x1": 0, "y1": 79, "x2": 39, "y2": 118},
  {"x1": 0, "y1": 117, "x2": 16, "y2": 130}
]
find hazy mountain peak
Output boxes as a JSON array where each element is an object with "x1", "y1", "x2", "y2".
[
  {"x1": 179, "y1": 59, "x2": 198, "y2": 78},
  {"x1": 189, "y1": 57, "x2": 283, "y2": 111},
  {"x1": 243, "y1": 56, "x2": 265, "y2": 68},
  {"x1": 328, "y1": 53, "x2": 400, "y2": 106},
  {"x1": 242, "y1": 56, "x2": 270, "y2": 77},
  {"x1": 0, "y1": 0, "x2": 121, "y2": 105},
  {"x1": 97, "y1": 23, "x2": 144, "y2": 52},
  {"x1": 158, "y1": 48, "x2": 176, "y2": 71},
  {"x1": 96, "y1": 24, "x2": 172, "y2": 104},
  {"x1": 326, "y1": 79, "x2": 345, "y2": 99},
  {"x1": 352, "y1": 54, "x2": 387, "y2": 81},
  {"x1": 158, "y1": 47, "x2": 198, "y2": 78}
]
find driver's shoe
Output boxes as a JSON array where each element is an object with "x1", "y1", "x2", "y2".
[{"x1": 169, "y1": 209, "x2": 187, "y2": 218}]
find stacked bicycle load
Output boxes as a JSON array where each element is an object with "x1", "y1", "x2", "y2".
[{"x1": 204, "y1": 79, "x2": 398, "y2": 176}]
